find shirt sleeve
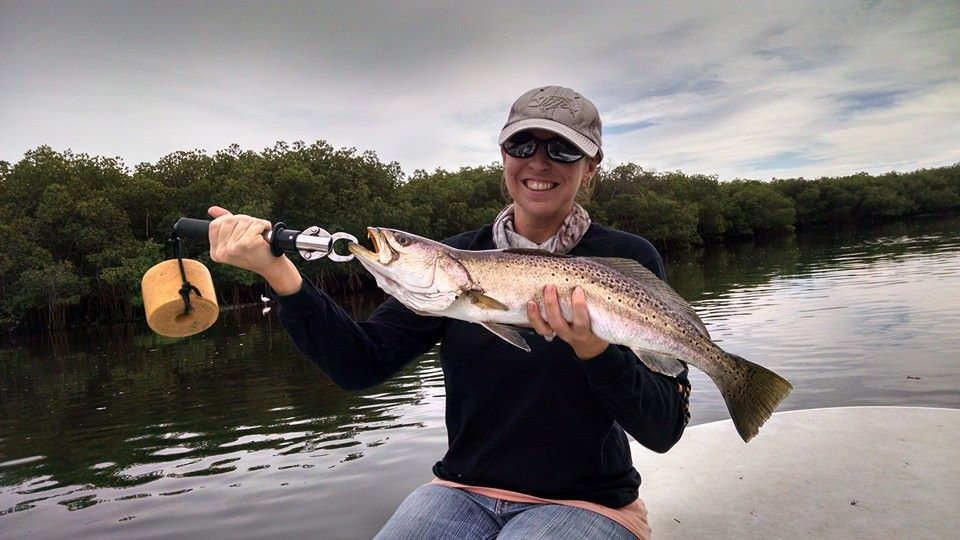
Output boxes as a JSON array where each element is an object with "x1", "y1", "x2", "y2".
[
  {"x1": 579, "y1": 345, "x2": 691, "y2": 453},
  {"x1": 274, "y1": 275, "x2": 444, "y2": 391}
]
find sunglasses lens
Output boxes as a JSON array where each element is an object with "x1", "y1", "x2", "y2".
[
  {"x1": 503, "y1": 132, "x2": 585, "y2": 162},
  {"x1": 546, "y1": 139, "x2": 584, "y2": 162},
  {"x1": 503, "y1": 133, "x2": 537, "y2": 158}
]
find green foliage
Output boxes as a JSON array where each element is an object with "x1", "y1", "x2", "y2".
[
  {"x1": 7, "y1": 251, "x2": 88, "y2": 329},
  {"x1": 90, "y1": 239, "x2": 166, "y2": 307},
  {"x1": 603, "y1": 193, "x2": 700, "y2": 249},
  {"x1": 723, "y1": 180, "x2": 796, "y2": 237},
  {"x1": 398, "y1": 165, "x2": 505, "y2": 239},
  {"x1": 592, "y1": 166, "x2": 728, "y2": 242},
  {"x1": 0, "y1": 141, "x2": 957, "y2": 332}
]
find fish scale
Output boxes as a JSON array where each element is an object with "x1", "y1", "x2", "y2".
[{"x1": 349, "y1": 227, "x2": 793, "y2": 442}]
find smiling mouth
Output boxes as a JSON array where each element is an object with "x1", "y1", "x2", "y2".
[{"x1": 524, "y1": 180, "x2": 557, "y2": 191}]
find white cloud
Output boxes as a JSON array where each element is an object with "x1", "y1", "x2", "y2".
[{"x1": 1, "y1": 1, "x2": 957, "y2": 179}]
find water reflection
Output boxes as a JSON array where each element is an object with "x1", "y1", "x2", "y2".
[
  {"x1": 1, "y1": 304, "x2": 447, "y2": 537},
  {"x1": 666, "y1": 217, "x2": 960, "y2": 425},
  {"x1": 1, "y1": 215, "x2": 959, "y2": 539}
]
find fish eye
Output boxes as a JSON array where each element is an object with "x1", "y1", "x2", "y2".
[{"x1": 395, "y1": 234, "x2": 411, "y2": 247}]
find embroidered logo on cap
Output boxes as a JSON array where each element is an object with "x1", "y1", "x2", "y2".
[{"x1": 528, "y1": 94, "x2": 580, "y2": 118}]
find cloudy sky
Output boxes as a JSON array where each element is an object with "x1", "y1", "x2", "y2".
[{"x1": 1, "y1": 1, "x2": 958, "y2": 180}]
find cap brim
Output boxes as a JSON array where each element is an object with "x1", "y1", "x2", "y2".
[{"x1": 498, "y1": 119, "x2": 601, "y2": 159}]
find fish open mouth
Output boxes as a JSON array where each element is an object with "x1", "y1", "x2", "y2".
[
  {"x1": 347, "y1": 228, "x2": 378, "y2": 259},
  {"x1": 367, "y1": 228, "x2": 380, "y2": 255},
  {"x1": 356, "y1": 227, "x2": 393, "y2": 264}
]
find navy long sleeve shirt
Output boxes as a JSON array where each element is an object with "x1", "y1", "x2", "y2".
[{"x1": 275, "y1": 223, "x2": 690, "y2": 508}]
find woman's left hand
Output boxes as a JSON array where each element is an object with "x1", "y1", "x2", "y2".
[{"x1": 527, "y1": 285, "x2": 610, "y2": 360}]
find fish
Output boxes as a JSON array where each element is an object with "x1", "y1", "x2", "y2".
[{"x1": 348, "y1": 227, "x2": 793, "y2": 442}]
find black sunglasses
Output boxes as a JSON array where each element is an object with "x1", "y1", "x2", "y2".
[{"x1": 502, "y1": 132, "x2": 585, "y2": 163}]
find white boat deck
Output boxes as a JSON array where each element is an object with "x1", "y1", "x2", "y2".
[{"x1": 632, "y1": 406, "x2": 958, "y2": 539}]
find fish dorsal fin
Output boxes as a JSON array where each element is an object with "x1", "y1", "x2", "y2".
[
  {"x1": 467, "y1": 291, "x2": 510, "y2": 311},
  {"x1": 503, "y1": 248, "x2": 572, "y2": 259},
  {"x1": 587, "y1": 257, "x2": 651, "y2": 276},
  {"x1": 589, "y1": 257, "x2": 710, "y2": 339}
]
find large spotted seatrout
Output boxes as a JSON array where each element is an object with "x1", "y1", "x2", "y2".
[{"x1": 348, "y1": 227, "x2": 793, "y2": 442}]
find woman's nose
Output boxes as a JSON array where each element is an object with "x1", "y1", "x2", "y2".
[{"x1": 527, "y1": 144, "x2": 551, "y2": 169}]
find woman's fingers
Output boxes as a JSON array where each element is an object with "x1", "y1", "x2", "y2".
[
  {"x1": 527, "y1": 299, "x2": 552, "y2": 337},
  {"x1": 202, "y1": 206, "x2": 303, "y2": 295},
  {"x1": 207, "y1": 206, "x2": 232, "y2": 219},
  {"x1": 206, "y1": 209, "x2": 273, "y2": 271},
  {"x1": 570, "y1": 287, "x2": 592, "y2": 330},
  {"x1": 541, "y1": 284, "x2": 570, "y2": 338},
  {"x1": 528, "y1": 285, "x2": 609, "y2": 359}
]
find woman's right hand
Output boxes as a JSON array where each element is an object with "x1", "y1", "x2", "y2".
[{"x1": 207, "y1": 206, "x2": 303, "y2": 295}]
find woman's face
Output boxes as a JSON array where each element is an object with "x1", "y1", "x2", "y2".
[{"x1": 501, "y1": 129, "x2": 598, "y2": 229}]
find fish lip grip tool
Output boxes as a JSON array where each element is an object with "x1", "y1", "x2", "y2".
[
  {"x1": 141, "y1": 218, "x2": 359, "y2": 337},
  {"x1": 172, "y1": 218, "x2": 359, "y2": 262}
]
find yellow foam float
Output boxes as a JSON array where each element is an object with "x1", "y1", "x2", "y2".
[{"x1": 141, "y1": 259, "x2": 218, "y2": 337}]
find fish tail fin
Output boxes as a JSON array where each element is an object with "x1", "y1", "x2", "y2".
[{"x1": 719, "y1": 354, "x2": 793, "y2": 443}]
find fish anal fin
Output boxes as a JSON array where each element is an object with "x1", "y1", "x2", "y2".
[
  {"x1": 468, "y1": 291, "x2": 510, "y2": 311},
  {"x1": 631, "y1": 348, "x2": 686, "y2": 377},
  {"x1": 480, "y1": 322, "x2": 531, "y2": 352}
]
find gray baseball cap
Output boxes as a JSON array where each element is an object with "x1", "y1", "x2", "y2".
[{"x1": 498, "y1": 86, "x2": 603, "y2": 160}]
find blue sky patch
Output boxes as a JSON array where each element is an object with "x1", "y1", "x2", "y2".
[
  {"x1": 746, "y1": 151, "x2": 824, "y2": 172},
  {"x1": 838, "y1": 90, "x2": 908, "y2": 114},
  {"x1": 606, "y1": 121, "x2": 658, "y2": 135}
]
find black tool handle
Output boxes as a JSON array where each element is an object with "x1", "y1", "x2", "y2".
[
  {"x1": 173, "y1": 218, "x2": 211, "y2": 242},
  {"x1": 269, "y1": 222, "x2": 302, "y2": 256},
  {"x1": 172, "y1": 217, "x2": 300, "y2": 257}
]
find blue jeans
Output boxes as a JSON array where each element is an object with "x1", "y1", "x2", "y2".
[{"x1": 374, "y1": 484, "x2": 636, "y2": 540}]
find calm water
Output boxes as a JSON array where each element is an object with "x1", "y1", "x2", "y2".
[{"x1": 2, "y1": 216, "x2": 959, "y2": 539}]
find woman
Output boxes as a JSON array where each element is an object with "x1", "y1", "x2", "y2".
[{"x1": 207, "y1": 86, "x2": 690, "y2": 539}]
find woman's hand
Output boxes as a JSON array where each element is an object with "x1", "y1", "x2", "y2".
[
  {"x1": 527, "y1": 284, "x2": 609, "y2": 360},
  {"x1": 207, "y1": 206, "x2": 303, "y2": 295}
]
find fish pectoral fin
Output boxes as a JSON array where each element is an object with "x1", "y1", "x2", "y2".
[
  {"x1": 631, "y1": 348, "x2": 687, "y2": 377},
  {"x1": 480, "y1": 322, "x2": 532, "y2": 352},
  {"x1": 467, "y1": 291, "x2": 510, "y2": 311}
]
